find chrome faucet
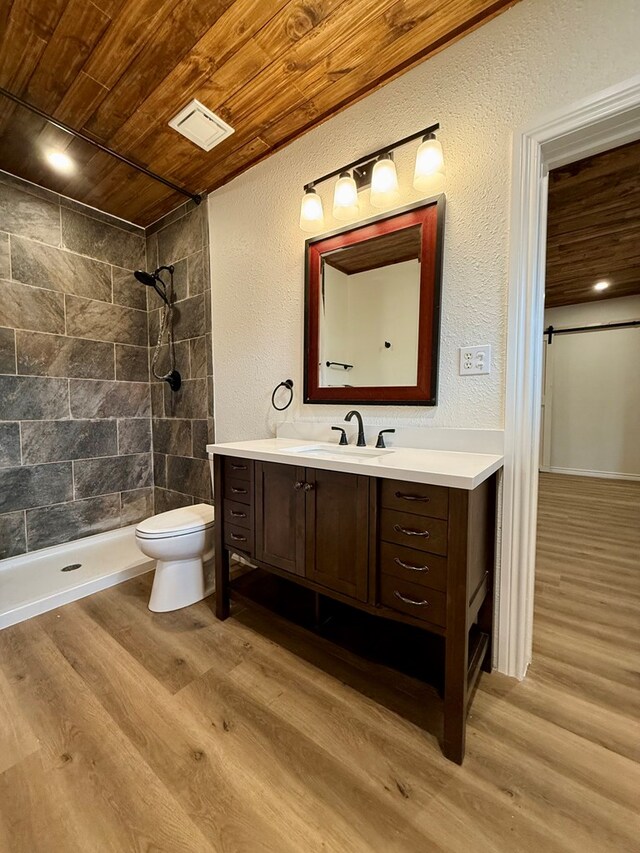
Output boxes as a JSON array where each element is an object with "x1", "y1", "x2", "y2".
[{"x1": 344, "y1": 410, "x2": 366, "y2": 447}]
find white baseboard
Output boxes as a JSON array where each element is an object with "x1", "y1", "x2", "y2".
[{"x1": 539, "y1": 466, "x2": 640, "y2": 481}]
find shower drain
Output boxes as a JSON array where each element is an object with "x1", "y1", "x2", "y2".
[{"x1": 60, "y1": 563, "x2": 82, "y2": 572}]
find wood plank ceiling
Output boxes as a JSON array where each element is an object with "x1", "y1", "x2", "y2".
[
  {"x1": 545, "y1": 139, "x2": 640, "y2": 308},
  {"x1": 0, "y1": 0, "x2": 518, "y2": 226}
]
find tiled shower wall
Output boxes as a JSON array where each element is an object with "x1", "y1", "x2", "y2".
[
  {"x1": 0, "y1": 173, "x2": 156, "y2": 559},
  {"x1": 146, "y1": 200, "x2": 214, "y2": 512}
]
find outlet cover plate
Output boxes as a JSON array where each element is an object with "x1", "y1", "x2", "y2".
[{"x1": 459, "y1": 345, "x2": 491, "y2": 375}]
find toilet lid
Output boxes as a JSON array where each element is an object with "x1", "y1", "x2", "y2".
[{"x1": 136, "y1": 503, "x2": 215, "y2": 538}]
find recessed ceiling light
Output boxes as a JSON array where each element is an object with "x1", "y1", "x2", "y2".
[
  {"x1": 46, "y1": 151, "x2": 74, "y2": 174},
  {"x1": 593, "y1": 280, "x2": 610, "y2": 291}
]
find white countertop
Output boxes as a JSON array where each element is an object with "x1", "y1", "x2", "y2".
[{"x1": 206, "y1": 438, "x2": 503, "y2": 490}]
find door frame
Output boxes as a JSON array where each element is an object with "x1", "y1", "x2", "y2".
[{"x1": 497, "y1": 74, "x2": 640, "y2": 680}]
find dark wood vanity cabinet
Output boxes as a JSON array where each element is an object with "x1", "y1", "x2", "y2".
[{"x1": 214, "y1": 454, "x2": 497, "y2": 765}]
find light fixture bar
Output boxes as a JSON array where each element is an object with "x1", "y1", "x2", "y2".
[{"x1": 303, "y1": 122, "x2": 440, "y2": 192}]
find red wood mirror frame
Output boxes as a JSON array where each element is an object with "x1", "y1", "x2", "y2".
[{"x1": 304, "y1": 196, "x2": 445, "y2": 405}]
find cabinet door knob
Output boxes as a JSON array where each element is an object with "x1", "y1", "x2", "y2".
[
  {"x1": 303, "y1": 482, "x2": 314, "y2": 492},
  {"x1": 294, "y1": 481, "x2": 304, "y2": 490},
  {"x1": 394, "y1": 524, "x2": 430, "y2": 538},
  {"x1": 394, "y1": 590, "x2": 429, "y2": 607},
  {"x1": 395, "y1": 491, "x2": 430, "y2": 503},
  {"x1": 394, "y1": 557, "x2": 429, "y2": 572}
]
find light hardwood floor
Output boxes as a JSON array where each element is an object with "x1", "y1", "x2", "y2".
[{"x1": 0, "y1": 473, "x2": 638, "y2": 852}]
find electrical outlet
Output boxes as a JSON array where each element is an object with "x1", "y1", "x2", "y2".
[{"x1": 459, "y1": 345, "x2": 491, "y2": 375}]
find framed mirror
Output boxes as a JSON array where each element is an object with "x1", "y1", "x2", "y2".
[{"x1": 304, "y1": 196, "x2": 445, "y2": 405}]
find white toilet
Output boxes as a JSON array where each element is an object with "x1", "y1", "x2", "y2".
[{"x1": 135, "y1": 503, "x2": 215, "y2": 612}]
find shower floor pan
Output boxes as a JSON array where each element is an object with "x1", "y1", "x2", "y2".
[{"x1": 0, "y1": 525, "x2": 154, "y2": 630}]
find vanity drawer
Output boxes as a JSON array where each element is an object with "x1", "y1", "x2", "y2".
[
  {"x1": 224, "y1": 457, "x2": 253, "y2": 482},
  {"x1": 379, "y1": 542, "x2": 447, "y2": 591},
  {"x1": 380, "y1": 575, "x2": 446, "y2": 627},
  {"x1": 380, "y1": 509, "x2": 448, "y2": 556},
  {"x1": 224, "y1": 478, "x2": 253, "y2": 505},
  {"x1": 224, "y1": 523, "x2": 254, "y2": 554},
  {"x1": 223, "y1": 499, "x2": 253, "y2": 530},
  {"x1": 380, "y1": 479, "x2": 448, "y2": 520}
]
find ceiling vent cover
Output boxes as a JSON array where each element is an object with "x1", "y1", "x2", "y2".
[{"x1": 168, "y1": 99, "x2": 234, "y2": 151}]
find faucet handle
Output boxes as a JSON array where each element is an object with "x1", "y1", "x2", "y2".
[
  {"x1": 331, "y1": 426, "x2": 348, "y2": 446},
  {"x1": 376, "y1": 429, "x2": 395, "y2": 449}
]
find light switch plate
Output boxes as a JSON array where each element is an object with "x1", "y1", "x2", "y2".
[{"x1": 459, "y1": 345, "x2": 491, "y2": 375}]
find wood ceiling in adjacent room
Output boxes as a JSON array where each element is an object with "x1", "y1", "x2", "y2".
[
  {"x1": 0, "y1": 0, "x2": 518, "y2": 226},
  {"x1": 545, "y1": 139, "x2": 640, "y2": 308}
]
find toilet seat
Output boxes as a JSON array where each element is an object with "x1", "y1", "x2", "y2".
[{"x1": 136, "y1": 503, "x2": 215, "y2": 540}]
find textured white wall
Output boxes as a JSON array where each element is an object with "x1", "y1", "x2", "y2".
[
  {"x1": 209, "y1": 0, "x2": 640, "y2": 442},
  {"x1": 542, "y1": 296, "x2": 640, "y2": 476}
]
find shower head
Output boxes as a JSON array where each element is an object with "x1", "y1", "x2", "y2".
[{"x1": 133, "y1": 268, "x2": 169, "y2": 304}]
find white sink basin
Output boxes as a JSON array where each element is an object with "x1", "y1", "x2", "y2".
[{"x1": 289, "y1": 444, "x2": 394, "y2": 460}]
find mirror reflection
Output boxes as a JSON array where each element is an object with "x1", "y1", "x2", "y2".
[{"x1": 319, "y1": 225, "x2": 421, "y2": 388}]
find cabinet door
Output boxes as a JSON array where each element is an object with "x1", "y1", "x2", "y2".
[
  {"x1": 255, "y1": 462, "x2": 305, "y2": 575},
  {"x1": 305, "y1": 468, "x2": 369, "y2": 601}
]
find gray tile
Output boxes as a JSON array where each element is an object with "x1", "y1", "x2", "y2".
[
  {"x1": 0, "y1": 462, "x2": 73, "y2": 513},
  {"x1": 172, "y1": 293, "x2": 206, "y2": 342},
  {"x1": 0, "y1": 232, "x2": 9, "y2": 278},
  {"x1": 145, "y1": 200, "x2": 194, "y2": 236},
  {"x1": 0, "y1": 511, "x2": 26, "y2": 559},
  {"x1": 0, "y1": 422, "x2": 21, "y2": 468},
  {"x1": 59, "y1": 196, "x2": 144, "y2": 236},
  {"x1": 120, "y1": 487, "x2": 153, "y2": 526},
  {"x1": 74, "y1": 453, "x2": 152, "y2": 499},
  {"x1": 150, "y1": 383, "x2": 164, "y2": 418},
  {"x1": 150, "y1": 339, "x2": 188, "y2": 381},
  {"x1": 152, "y1": 418, "x2": 192, "y2": 456},
  {"x1": 69, "y1": 380, "x2": 150, "y2": 419},
  {"x1": 0, "y1": 182, "x2": 60, "y2": 246},
  {"x1": 189, "y1": 335, "x2": 208, "y2": 379},
  {"x1": 21, "y1": 420, "x2": 117, "y2": 464},
  {"x1": 11, "y1": 236, "x2": 112, "y2": 302},
  {"x1": 118, "y1": 419, "x2": 151, "y2": 454},
  {"x1": 0, "y1": 280, "x2": 65, "y2": 334},
  {"x1": 16, "y1": 331, "x2": 115, "y2": 379},
  {"x1": 0, "y1": 171, "x2": 60, "y2": 204},
  {"x1": 113, "y1": 266, "x2": 147, "y2": 310},
  {"x1": 187, "y1": 250, "x2": 208, "y2": 295},
  {"x1": 145, "y1": 232, "x2": 158, "y2": 272},
  {"x1": 61, "y1": 207, "x2": 144, "y2": 269},
  {"x1": 153, "y1": 453, "x2": 166, "y2": 489},
  {"x1": 0, "y1": 376, "x2": 69, "y2": 420},
  {"x1": 154, "y1": 487, "x2": 193, "y2": 514},
  {"x1": 166, "y1": 455, "x2": 211, "y2": 501},
  {"x1": 157, "y1": 208, "x2": 203, "y2": 265},
  {"x1": 206, "y1": 332, "x2": 213, "y2": 376},
  {"x1": 192, "y1": 419, "x2": 213, "y2": 459},
  {"x1": 163, "y1": 377, "x2": 208, "y2": 419},
  {"x1": 26, "y1": 494, "x2": 121, "y2": 551},
  {"x1": 66, "y1": 295, "x2": 147, "y2": 346},
  {"x1": 115, "y1": 344, "x2": 149, "y2": 382},
  {"x1": 169, "y1": 258, "x2": 188, "y2": 302},
  {"x1": 0, "y1": 327, "x2": 16, "y2": 373}
]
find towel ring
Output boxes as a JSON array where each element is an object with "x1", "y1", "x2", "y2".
[{"x1": 271, "y1": 379, "x2": 294, "y2": 411}]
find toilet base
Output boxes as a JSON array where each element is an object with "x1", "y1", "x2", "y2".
[{"x1": 148, "y1": 556, "x2": 214, "y2": 612}]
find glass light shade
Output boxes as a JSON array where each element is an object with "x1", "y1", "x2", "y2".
[
  {"x1": 332, "y1": 172, "x2": 359, "y2": 220},
  {"x1": 299, "y1": 188, "x2": 324, "y2": 232},
  {"x1": 369, "y1": 155, "x2": 400, "y2": 208},
  {"x1": 413, "y1": 136, "x2": 445, "y2": 190}
]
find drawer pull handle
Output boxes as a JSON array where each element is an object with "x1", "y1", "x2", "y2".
[
  {"x1": 231, "y1": 463, "x2": 247, "y2": 471},
  {"x1": 394, "y1": 524, "x2": 430, "y2": 539},
  {"x1": 394, "y1": 590, "x2": 429, "y2": 607},
  {"x1": 394, "y1": 557, "x2": 429, "y2": 573},
  {"x1": 294, "y1": 481, "x2": 304, "y2": 490},
  {"x1": 230, "y1": 532, "x2": 247, "y2": 542},
  {"x1": 230, "y1": 510, "x2": 247, "y2": 519},
  {"x1": 395, "y1": 491, "x2": 430, "y2": 503},
  {"x1": 231, "y1": 487, "x2": 247, "y2": 495}
]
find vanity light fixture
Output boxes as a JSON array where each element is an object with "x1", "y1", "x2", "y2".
[
  {"x1": 413, "y1": 132, "x2": 445, "y2": 189},
  {"x1": 370, "y1": 153, "x2": 400, "y2": 209},
  {"x1": 593, "y1": 280, "x2": 610, "y2": 291},
  {"x1": 332, "y1": 171, "x2": 359, "y2": 220},
  {"x1": 299, "y1": 185, "x2": 325, "y2": 232},
  {"x1": 299, "y1": 122, "x2": 441, "y2": 230}
]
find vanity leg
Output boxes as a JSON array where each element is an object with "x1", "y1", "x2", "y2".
[{"x1": 443, "y1": 632, "x2": 466, "y2": 764}]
